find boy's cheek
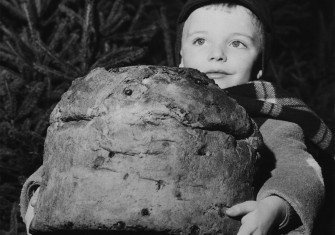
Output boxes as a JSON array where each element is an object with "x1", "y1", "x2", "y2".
[
  {"x1": 181, "y1": 53, "x2": 200, "y2": 68},
  {"x1": 181, "y1": 58, "x2": 199, "y2": 70}
]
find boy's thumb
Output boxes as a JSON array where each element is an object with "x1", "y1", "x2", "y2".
[{"x1": 226, "y1": 201, "x2": 257, "y2": 217}]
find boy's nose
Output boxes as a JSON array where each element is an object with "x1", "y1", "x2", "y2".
[{"x1": 208, "y1": 46, "x2": 227, "y2": 62}]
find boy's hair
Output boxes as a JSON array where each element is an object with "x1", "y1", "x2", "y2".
[{"x1": 175, "y1": 0, "x2": 273, "y2": 74}]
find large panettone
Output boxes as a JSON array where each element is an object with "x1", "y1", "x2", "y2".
[{"x1": 31, "y1": 66, "x2": 263, "y2": 234}]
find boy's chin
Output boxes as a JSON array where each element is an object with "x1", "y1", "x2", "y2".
[
  {"x1": 214, "y1": 77, "x2": 251, "y2": 89},
  {"x1": 212, "y1": 79, "x2": 233, "y2": 89}
]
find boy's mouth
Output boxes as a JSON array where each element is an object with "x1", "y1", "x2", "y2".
[{"x1": 205, "y1": 71, "x2": 230, "y2": 80}]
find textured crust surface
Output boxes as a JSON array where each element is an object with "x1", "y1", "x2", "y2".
[{"x1": 32, "y1": 66, "x2": 262, "y2": 234}]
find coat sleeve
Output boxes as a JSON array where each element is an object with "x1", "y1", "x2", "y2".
[
  {"x1": 20, "y1": 166, "x2": 44, "y2": 221},
  {"x1": 255, "y1": 119, "x2": 324, "y2": 235}
]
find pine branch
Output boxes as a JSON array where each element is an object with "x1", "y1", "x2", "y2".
[
  {"x1": 48, "y1": 87, "x2": 67, "y2": 101},
  {"x1": 105, "y1": 0, "x2": 123, "y2": 25},
  {"x1": 159, "y1": 6, "x2": 174, "y2": 66},
  {"x1": 44, "y1": 75, "x2": 52, "y2": 99},
  {"x1": 34, "y1": 0, "x2": 43, "y2": 18},
  {"x1": 8, "y1": 0, "x2": 20, "y2": 8},
  {"x1": 0, "y1": 50, "x2": 22, "y2": 67},
  {"x1": 0, "y1": 23, "x2": 33, "y2": 68},
  {"x1": 0, "y1": 0, "x2": 26, "y2": 22},
  {"x1": 59, "y1": 4, "x2": 85, "y2": 26},
  {"x1": 20, "y1": 0, "x2": 44, "y2": 67},
  {"x1": 8, "y1": 3, "x2": 81, "y2": 76},
  {"x1": 0, "y1": 42, "x2": 12, "y2": 54},
  {"x1": 21, "y1": 118, "x2": 32, "y2": 132},
  {"x1": 47, "y1": 21, "x2": 68, "y2": 51},
  {"x1": 39, "y1": 2, "x2": 61, "y2": 27},
  {"x1": 103, "y1": 15, "x2": 130, "y2": 36},
  {"x1": 100, "y1": 0, "x2": 130, "y2": 34},
  {"x1": 3, "y1": 78, "x2": 17, "y2": 120},
  {"x1": 108, "y1": 23, "x2": 159, "y2": 44},
  {"x1": 90, "y1": 46, "x2": 147, "y2": 69},
  {"x1": 58, "y1": 33, "x2": 80, "y2": 57},
  {"x1": 34, "y1": 104, "x2": 55, "y2": 135},
  {"x1": 128, "y1": 0, "x2": 150, "y2": 31},
  {"x1": 33, "y1": 38, "x2": 80, "y2": 76},
  {"x1": 16, "y1": 82, "x2": 45, "y2": 120},
  {"x1": 80, "y1": 0, "x2": 95, "y2": 73},
  {"x1": 0, "y1": 121, "x2": 11, "y2": 139},
  {"x1": 5, "y1": 70, "x2": 24, "y2": 93},
  {"x1": 20, "y1": 0, "x2": 40, "y2": 42},
  {"x1": 6, "y1": 125, "x2": 44, "y2": 149},
  {"x1": 9, "y1": 202, "x2": 18, "y2": 234},
  {"x1": 0, "y1": 66, "x2": 19, "y2": 81},
  {"x1": 26, "y1": 0, "x2": 39, "y2": 28},
  {"x1": 33, "y1": 63, "x2": 74, "y2": 81}
]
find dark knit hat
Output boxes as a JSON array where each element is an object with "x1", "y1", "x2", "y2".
[{"x1": 175, "y1": 0, "x2": 273, "y2": 74}]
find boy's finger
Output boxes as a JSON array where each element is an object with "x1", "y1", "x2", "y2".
[
  {"x1": 25, "y1": 202, "x2": 35, "y2": 235},
  {"x1": 236, "y1": 223, "x2": 255, "y2": 235},
  {"x1": 31, "y1": 187, "x2": 40, "y2": 207},
  {"x1": 226, "y1": 201, "x2": 257, "y2": 216}
]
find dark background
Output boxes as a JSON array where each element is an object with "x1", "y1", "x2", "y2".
[{"x1": 0, "y1": 0, "x2": 334, "y2": 234}]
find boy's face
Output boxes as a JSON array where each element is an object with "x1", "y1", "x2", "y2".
[{"x1": 179, "y1": 5, "x2": 262, "y2": 89}]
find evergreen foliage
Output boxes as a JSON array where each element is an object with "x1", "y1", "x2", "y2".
[{"x1": 0, "y1": 0, "x2": 333, "y2": 233}]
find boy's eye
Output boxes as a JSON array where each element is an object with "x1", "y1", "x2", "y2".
[
  {"x1": 230, "y1": 41, "x2": 246, "y2": 48},
  {"x1": 193, "y1": 38, "x2": 205, "y2": 46}
]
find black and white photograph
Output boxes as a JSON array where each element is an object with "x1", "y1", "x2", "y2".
[{"x1": 0, "y1": 0, "x2": 334, "y2": 234}]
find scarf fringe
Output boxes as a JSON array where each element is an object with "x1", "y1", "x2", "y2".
[{"x1": 226, "y1": 80, "x2": 334, "y2": 159}]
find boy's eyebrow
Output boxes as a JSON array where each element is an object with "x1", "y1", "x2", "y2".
[
  {"x1": 229, "y1": 32, "x2": 261, "y2": 45},
  {"x1": 186, "y1": 30, "x2": 208, "y2": 37},
  {"x1": 231, "y1": 32, "x2": 256, "y2": 41},
  {"x1": 186, "y1": 31, "x2": 257, "y2": 41}
]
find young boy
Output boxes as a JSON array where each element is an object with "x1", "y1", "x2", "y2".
[
  {"x1": 175, "y1": 0, "x2": 334, "y2": 235},
  {"x1": 22, "y1": 1, "x2": 334, "y2": 235}
]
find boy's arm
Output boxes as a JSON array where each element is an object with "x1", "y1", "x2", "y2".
[
  {"x1": 20, "y1": 166, "x2": 43, "y2": 220},
  {"x1": 256, "y1": 118, "x2": 325, "y2": 235}
]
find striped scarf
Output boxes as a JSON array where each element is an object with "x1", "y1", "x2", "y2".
[{"x1": 226, "y1": 80, "x2": 334, "y2": 159}]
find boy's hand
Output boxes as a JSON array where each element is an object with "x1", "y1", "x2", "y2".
[
  {"x1": 226, "y1": 196, "x2": 287, "y2": 235},
  {"x1": 24, "y1": 187, "x2": 40, "y2": 235}
]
